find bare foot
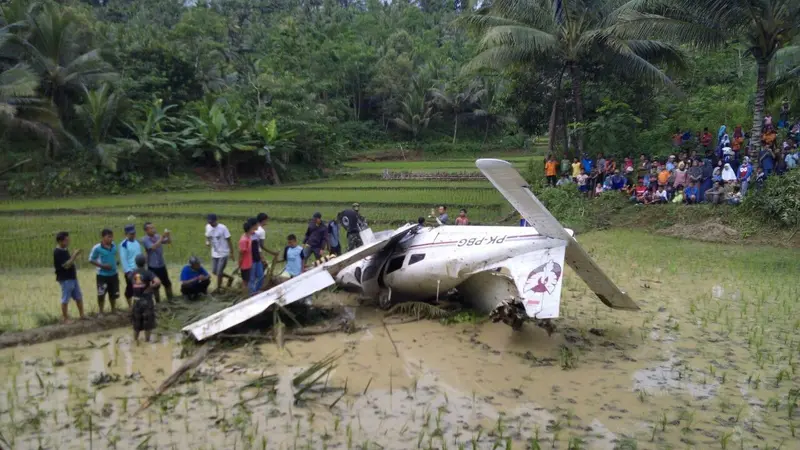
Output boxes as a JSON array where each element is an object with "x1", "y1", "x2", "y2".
[{"x1": 62, "y1": 318, "x2": 72, "y2": 325}]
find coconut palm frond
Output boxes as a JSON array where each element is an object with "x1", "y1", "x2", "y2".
[{"x1": 386, "y1": 301, "x2": 452, "y2": 320}]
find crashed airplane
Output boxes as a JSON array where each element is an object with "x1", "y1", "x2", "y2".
[{"x1": 183, "y1": 159, "x2": 639, "y2": 341}]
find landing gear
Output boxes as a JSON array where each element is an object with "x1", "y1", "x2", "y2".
[
  {"x1": 378, "y1": 289, "x2": 392, "y2": 310},
  {"x1": 489, "y1": 300, "x2": 557, "y2": 335},
  {"x1": 490, "y1": 300, "x2": 526, "y2": 331}
]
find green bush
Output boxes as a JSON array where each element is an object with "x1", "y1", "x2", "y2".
[{"x1": 741, "y1": 170, "x2": 800, "y2": 228}]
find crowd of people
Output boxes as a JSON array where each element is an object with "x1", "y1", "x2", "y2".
[
  {"x1": 543, "y1": 108, "x2": 800, "y2": 206},
  {"x1": 52, "y1": 204, "x2": 372, "y2": 342}
]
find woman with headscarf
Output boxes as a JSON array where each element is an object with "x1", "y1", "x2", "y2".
[
  {"x1": 721, "y1": 163, "x2": 736, "y2": 183},
  {"x1": 673, "y1": 161, "x2": 688, "y2": 188}
]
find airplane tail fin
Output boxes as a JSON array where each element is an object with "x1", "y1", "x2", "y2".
[
  {"x1": 476, "y1": 158, "x2": 639, "y2": 311},
  {"x1": 505, "y1": 245, "x2": 567, "y2": 319}
]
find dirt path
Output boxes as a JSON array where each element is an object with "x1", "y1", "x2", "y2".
[{"x1": 0, "y1": 313, "x2": 129, "y2": 349}]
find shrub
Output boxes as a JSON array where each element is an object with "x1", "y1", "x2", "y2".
[{"x1": 741, "y1": 170, "x2": 800, "y2": 228}]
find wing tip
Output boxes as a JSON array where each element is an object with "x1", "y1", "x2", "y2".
[{"x1": 476, "y1": 158, "x2": 513, "y2": 170}]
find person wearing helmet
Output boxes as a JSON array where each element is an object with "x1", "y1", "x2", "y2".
[
  {"x1": 179, "y1": 256, "x2": 211, "y2": 300},
  {"x1": 129, "y1": 254, "x2": 161, "y2": 344}
]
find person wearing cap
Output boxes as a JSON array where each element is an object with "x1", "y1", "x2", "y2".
[
  {"x1": 338, "y1": 203, "x2": 366, "y2": 251},
  {"x1": 119, "y1": 224, "x2": 143, "y2": 309},
  {"x1": 303, "y1": 212, "x2": 329, "y2": 262},
  {"x1": 205, "y1": 213, "x2": 235, "y2": 291},
  {"x1": 129, "y1": 254, "x2": 161, "y2": 344},
  {"x1": 179, "y1": 256, "x2": 211, "y2": 300}
]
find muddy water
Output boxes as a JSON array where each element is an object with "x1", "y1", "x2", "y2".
[{"x1": 0, "y1": 259, "x2": 796, "y2": 449}]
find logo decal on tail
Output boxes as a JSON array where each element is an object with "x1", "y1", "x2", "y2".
[{"x1": 523, "y1": 260, "x2": 562, "y2": 305}]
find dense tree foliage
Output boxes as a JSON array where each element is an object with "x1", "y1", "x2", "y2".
[{"x1": 0, "y1": 0, "x2": 797, "y2": 196}]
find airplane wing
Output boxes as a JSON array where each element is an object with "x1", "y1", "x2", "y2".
[
  {"x1": 183, "y1": 223, "x2": 419, "y2": 341},
  {"x1": 476, "y1": 158, "x2": 639, "y2": 311}
]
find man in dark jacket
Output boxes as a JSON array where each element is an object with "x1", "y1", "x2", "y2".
[
  {"x1": 338, "y1": 203, "x2": 366, "y2": 251},
  {"x1": 303, "y1": 212, "x2": 328, "y2": 262}
]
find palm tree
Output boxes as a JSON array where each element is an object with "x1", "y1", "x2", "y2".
[
  {"x1": 392, "y1": 91, "x2": 436, "y2": 141},
  {"x1": 0, "y1": 63, "x2": 59, "y2": 142},
  {"x1": 9, "y1": 3, "x2": 116, "y2": 123},
  {"x1": 617, "y1": 0, "x2": 800, "y2": 155},
  {"x1": 430, "y1": 79, "x2": 485, "y2": 144},
  {"x1": 74, "y1": 84, "x2": 123, "y2": 170},
  {"x1": 768, "y1": 43, "x2": 800, "y2": 106},
  {"x1": 456, "y1": 0, "x2": 685, "y2": 153}
]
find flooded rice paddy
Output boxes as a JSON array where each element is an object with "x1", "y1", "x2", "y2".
[{"x1": 1, "y1": 230, "x2": 799, "y2": 449}]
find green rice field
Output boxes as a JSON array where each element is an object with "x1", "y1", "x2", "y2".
[{"x1": 0, "y1": 156, "x2": 527, "y2": 330}]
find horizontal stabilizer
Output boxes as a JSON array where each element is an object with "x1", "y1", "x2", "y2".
[{"x1": 476, "y1": 158, "x2": 638, "y2": 311}]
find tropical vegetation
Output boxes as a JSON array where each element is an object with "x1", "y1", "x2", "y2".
[{"x1": 0, "y1": 0, "x2": 797, "y2": 197}]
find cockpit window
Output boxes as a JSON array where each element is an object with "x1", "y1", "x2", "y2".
[
  {"x1": 386, "y1": 256, "x2": 405, "y2": 274},
  {"x1": 408, "y1": 254, "x2": 425, "y2": 265},
  {"x1": 354, "y1": 267, "x2": 362, "y2": 283}
]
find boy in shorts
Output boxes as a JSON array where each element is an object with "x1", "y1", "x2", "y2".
[
  {"x1": 205, "y1": 214, "x2": 235, "y2": 291},
  {"x1": 54, "y1": 231, "x2": 84, "y2": 322},
  {"x1": 129, "y1": 254, "x2": 161, "y2": 344},
  {"x1": 88, "y1": 228, "x2": 120, "y2": 313}
]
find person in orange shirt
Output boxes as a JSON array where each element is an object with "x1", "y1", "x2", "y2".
[
  {"x1": 657, "y1": 164, "x2": 670, "y2": 187},
  {"x1": 545, "y1": 155, "x2": 559, "y2": 187}
]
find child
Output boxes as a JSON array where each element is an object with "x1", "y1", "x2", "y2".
[
  {"x1": 556, "y1": 173, "x2": 572, "y2": 186},
  {"x1": 672, "y1": 185, "x2": 684, "y2": 204},
  {"x1": 728, "y1": 186, "x2": 743, "y2": 205},
  {"x1": 130, "y1": 254, "x2": 161, "y2": 344},
  {"x1": 238, "y1": 219, "x2": 257, "y2": 296},
  {"x1": 684, "y1": 181, "x2": 699, "y2": 204},
  {"x1": 54, "y1": 232, "x2": 84, "y2": 323},
  {"x1": 571, "y1": 158, "x2": 581, "y2": 181},
  {"x1": 455, "y1": 209, "x2": 470, "y2": 225},
  {"x1": 576, "y1": 168, "x2": 589, "y2": 194},
  {"x1": 278, "y1": 234, "x2": 305, "y2": 282}
]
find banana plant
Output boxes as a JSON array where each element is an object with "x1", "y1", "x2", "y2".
[
  {"x1": 117, "y1": 98, "x2": 178, "y2": 166},
  {"x1": 253, "y1": 118, "x2": 296, "y2": 185},
  {"x1": 178, "y1": 100, "x2": 256, "y2": 185}
]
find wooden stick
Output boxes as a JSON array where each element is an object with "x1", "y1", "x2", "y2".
[
  {"x1": 383, "y1": 322, "x2": 399, "y2": 357},
  {"x1": 132, "y1": 343, "x2": 213, "y2": 416}
]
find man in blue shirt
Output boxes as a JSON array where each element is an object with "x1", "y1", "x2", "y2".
[
  {"x1": 684, "y1": 181, "x2": 699, "y2": 204},
  {"x1": 279, "y1": 234, "x2": 305, "y2": 282},
  {"x1": 119, "y1": 224, "x2": 143, "y2": 308},
  {"x1": 180, "y1": 256, "x2": 211, "y2": 300},
  {"x1": 88, "y1": 228, "x2": 119, "y2": 313}
]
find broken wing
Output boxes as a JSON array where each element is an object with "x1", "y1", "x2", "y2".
[{"x1": 183, "y1": 224, "x2": 419, "y2": 341}]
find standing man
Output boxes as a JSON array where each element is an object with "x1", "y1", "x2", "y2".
[
  {"x1": 303, "y1": 212, "x2": 328, "y2": 262},
  {"x1": 205, "y1": 214, "x2": 235, "y2": 291},
  {"x1": 54, "y1": 231, "x2": 84, "y2": 323},
  {"x1": 142, "y1": 222, "x2": 173, "y2": 302},
  {"x1": 180, "y1": 257, "x2": 211, "y2": 299},
  {"x1": 119, "y1": 224, "x2": 143, "y2": 309},
  {"x1": 434, "y1": 205, "x2": 449, "y2": 225},
  {"x1": 88, "y1": 229, "x2": 120, "y2": 314},
  {"x1": 339, "y1": 203, "x2": 365, "y2": 251},
  {"x1": 130, "y1": 254, "x2": 160, "y2": 344}
]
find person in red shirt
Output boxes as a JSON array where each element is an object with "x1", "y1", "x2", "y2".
[
  {"x1": 632, "y1": 177, "x2": 648, "y2": 203},
  {"x1": 701, "y1": 127, "x2": 713, "y2": 149},
  {"x1": 238, "y1": 219, "x2": 257, "y2": 296}
]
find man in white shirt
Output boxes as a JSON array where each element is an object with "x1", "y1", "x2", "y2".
[
  {"x1": 253, "y1": 213, "x2": 278, "y2": 291},
  {"x1": 205, "y1": 213, "x2": 235, "y2": 291}
]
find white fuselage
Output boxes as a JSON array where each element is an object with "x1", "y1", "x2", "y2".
[{"x1": 335, "y1": 225, "x2": 570, "y2": 302}]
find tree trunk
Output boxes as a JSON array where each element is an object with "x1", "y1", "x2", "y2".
[
  {"x1": 750, "y1": 59, "x2": 769, "y2": 159},
  {"x1": 548, "y1": 98, "x2": 558, "y2": 155},
  {"x1": 483, "y1": 119, "x2": 490, "y2": 145},
  {"x1": 452, "y1": 115, "x2": 458, "y2": 144},
  {"x1": 568, "y1": 63, "x2": 584, "y2": 155},
  {"x1": 560, "y1": 96, "x2": 570, "y2": 157},
  {"x1": 270, "y1": 165, "x2": 282, "y2": 185}
]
